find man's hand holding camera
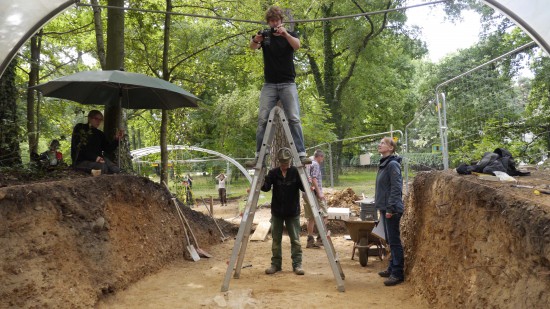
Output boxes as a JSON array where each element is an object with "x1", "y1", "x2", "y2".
[
  {"x1": 251, "y1": 24, "x2": 299, "y2": 50},
  {"x1": 272, "y1": 25, "x2": 288, "y2": 37}
]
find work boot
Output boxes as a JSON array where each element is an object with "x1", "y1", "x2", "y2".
[
  {"x1": 315, "y1": 236, "x2": 324, "y2": 247},
  {"x1": 378, "y1": 270, "x2": 391, "y2": 278},
  {"x1": 306, "y1": 235, "x2": 319, "y2": 248},
  {"x1": 293, "y1": 265, "x2": 305, "y2": 275},
  {"x1": 244, "y1": 157, "x2": 258, "y2": 168},
  {"x1": 384, "y1": 275, "x2": 404, "y2": 286},
  {"x1": 300, "y1": 156, "x2": 312, "y2": 165},
  {"x1": 265, "y1": 265, "x2": 281, "y2": 275}
]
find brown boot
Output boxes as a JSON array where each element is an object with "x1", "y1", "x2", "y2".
[
  {"x1": 306, "y1": 235, "x2": 319, "y2": 248},
  {"x1": 315, "y1": 236, "x2": 324, "y2": 247}
]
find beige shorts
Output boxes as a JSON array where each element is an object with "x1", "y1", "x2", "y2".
[{"x1": 303, "y1": 193, "x2": 328, "y2": 219}]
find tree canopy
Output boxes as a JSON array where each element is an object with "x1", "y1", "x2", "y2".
[{"x1": 2, "y1": 0, "x2": 549, "y2": 174}]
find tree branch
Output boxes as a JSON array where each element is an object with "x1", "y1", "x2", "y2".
[
  {"x1": 306, "y1": 51, "x2": 325, "y2": 98},
  {"x1": 335, "y1": 0, "x2": 392, "y2": 101},
  {"x1": 168, "y1": 31, "x2": 248, "y2": 76}
]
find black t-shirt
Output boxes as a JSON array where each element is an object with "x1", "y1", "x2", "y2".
[{"x1": 260, "y1": 31, "x2": 298, "y2": 83}]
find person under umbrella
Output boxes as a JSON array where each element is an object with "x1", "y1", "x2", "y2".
[{"x1": 71, "y1": 110, "x2": 124, "y2": 174}]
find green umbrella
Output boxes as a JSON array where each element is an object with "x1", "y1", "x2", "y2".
[{"x1": 33, "y1": 70, "x2": 199, "y2": 109}]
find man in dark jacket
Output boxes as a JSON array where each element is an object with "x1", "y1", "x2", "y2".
[
  {"x1": 261, "y1": 147, "x2": 305, "y2": 275},
  {"x1": 71, "y1": 110, "x2": 122, "y2": 174}
]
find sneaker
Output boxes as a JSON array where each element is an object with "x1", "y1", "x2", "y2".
[
  {"x1": 293, "y1": 265, "x2": 305, "y2": 275},
  {"x1": 245, "y1": 158, "x2": 258, "y2": 168},
  {"x1": 306, "y1": 235, "x2": 319, "y2": 248},
  {"x1": 265, "y1": 265, "x2": 281, "y2": 275},
  {"x1": 299, "y1": 156, "x2": 312, "y2": 165},
  {"x1": 384, "y1": 275, "x2": 404, "y2": 286},
  {"x1": 378, "y1": 270, "x2": 391, "y2": 278},
  {"x1": 315, "y1": 236, "x2": 324, "y2": 247}
]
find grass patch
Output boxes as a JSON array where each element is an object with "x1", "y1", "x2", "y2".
[{"x1": 154, "y1": 167, "x2": 409, "y2": 203}]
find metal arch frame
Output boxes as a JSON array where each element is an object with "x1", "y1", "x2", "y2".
[
  {"x1": 483, "y1": 0, "x2": 550, "y2": 55},
  {"x1": 130, "y1": 145, "x2": 252, "y2": 183},
  {"x1": 0, "y1": 0, "x2": 77, "y2": 77}
]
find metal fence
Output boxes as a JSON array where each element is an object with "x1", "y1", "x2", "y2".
[
  {"x1": 435, "y1": 42, "x2": 545, "y2": 169},
  {"x1": 306, "y1": 130, "x2": 404, "y2": 197},
  {"x1": 406, "y1": 42, "x2": 549, "y2": 179}
]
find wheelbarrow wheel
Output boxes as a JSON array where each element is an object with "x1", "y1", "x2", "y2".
[{"x1": 358, "y1": 237, "x2": 369, "y2": 267}]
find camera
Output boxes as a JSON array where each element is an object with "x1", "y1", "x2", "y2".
[{"x1": 259, "y1": 28, "x2": 276, "y2": 46}]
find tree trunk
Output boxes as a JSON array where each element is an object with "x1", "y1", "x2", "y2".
[
  {"x1": 27, "y1": 30, "x2": 42, "y2": 156},
  {"x1": 104, "y1": 0, "x2": 125, "y2": 139},
  {"x1": 307, "y1": 1, "x2": 393, "y2": 184},
  {"x1": 102, "y1": 0, "x2": 133, "y2": 171},
  {"x1": 0, "y1": 60, "x2": 22, "y2": 167},
  {"x1": 161, "y1": 109, "x2": 168, "y2": 183},
  {"x1": 160, "y1": 0, "x2": 173, "y2": 185},
  {"x1": 91, "y1": 0, "x2": 106, "y2": 69}
]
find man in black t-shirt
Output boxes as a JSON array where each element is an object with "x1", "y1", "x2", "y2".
[{"x1": 248, "y1": 6, "x2": 310, "y2": 166}]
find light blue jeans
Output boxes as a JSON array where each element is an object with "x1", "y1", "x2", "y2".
[{"x1": 256, "y1": 83, "x2": 306, "y2": 156}]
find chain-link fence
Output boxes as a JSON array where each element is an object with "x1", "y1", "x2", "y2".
[
  {"x1": 435, "y1": 42, "x2": 549, "y2": 169},
  {"x1": 306, "y1": 130, "x2": 404, "y2": 198},
  {"x1": 405, "y1": 42, "x2": 549, "y2": 184}
]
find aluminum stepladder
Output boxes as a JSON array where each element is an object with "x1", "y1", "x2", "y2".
[{"x1": 220, "y1": 106, "x2": 345, "y2": 292}]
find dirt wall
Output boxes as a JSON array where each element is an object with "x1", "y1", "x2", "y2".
[
  {"x1": 403, "y1": 171, "x2": 550, "y2": 308},
  {"x1": 0, "y1": 175, "x2": 223, "y2": 308}
]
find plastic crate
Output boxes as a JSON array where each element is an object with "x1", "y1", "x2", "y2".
[{"x1": 327, "y1": 207, "x2": 350, "y2": 220}]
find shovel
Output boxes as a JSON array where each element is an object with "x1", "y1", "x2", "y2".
[
  {"x1": 200, "y1": 196, "x2": 229, "y2": 242},
  {"x1": 162, "y1": 181, "x2": 200, "y2": 261},
  {"x1": 176, "y1": 200, "x2": 213, "y2": 258},
  {"x1": 180, "y1": 202, "x2": 212, "y2": 258},
  {"x1": 171, "y1": 197, "x2": 200, "y2": 261}
]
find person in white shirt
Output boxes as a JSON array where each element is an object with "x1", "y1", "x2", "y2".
[{"x1": 215, "y1": 173, "x2": 228, "y2": 206}]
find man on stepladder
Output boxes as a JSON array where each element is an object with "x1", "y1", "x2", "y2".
[
  {"x1": 303, "y1": 149, "x2": 329, "y2": 248},
  {"x1": 261, "y1": 148, "x2": 305, "y2": 275},
  {"x1": 247, "y1": 6, "x2": 311, "y2": 167}
]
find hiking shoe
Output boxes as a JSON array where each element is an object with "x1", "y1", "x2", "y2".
[
  {"x1": 378, "y1": 270, "x2": 391, "y2": 278},
  {"x1": 306, "y1": 235, "x2": 319, "y2": 248},
  {"x1": 293, "y1": 266, "x2": 305, "y2": 275},
  {"x1": 315, "y1": 236, "x2": 324, "y2": 247},
  {"x1": 300, "y1": 156, "x2": 312, "y2": 165},
  {"x1": 265, "y1": 265, "x2": 281, "y2": 275},
  {"x1": 384, "y1": 275, "x2": 404, "y2": 286}
]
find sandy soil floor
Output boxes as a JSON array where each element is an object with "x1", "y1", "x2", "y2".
[{"x1": 98, "y1": 204, "x2": 427, "y2": 309}]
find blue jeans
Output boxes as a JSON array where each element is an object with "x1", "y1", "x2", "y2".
[
  {"x1": 381, "y1": 211, "x2": 404, "y2": 279},
  {"x1": 256, "y1": 83, "x2": 306, "y2": 156},
  {"x1": 270, "y1": 215, "x2": 302, "y2": 269}
]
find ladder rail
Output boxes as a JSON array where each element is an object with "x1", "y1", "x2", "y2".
[
  {"x1": 221, "y1": 108, "x2": 278, "y2": 291},
  {"x1": 221, "y1": 106, "x2": 346, "y2": 292},
  {"x1": 276, "y1": 107, "x2": 346, "y2": 291}
]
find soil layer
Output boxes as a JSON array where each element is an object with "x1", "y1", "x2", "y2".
[
  {"x1": 403, "y1": 170, "x2": 550, "y2": 308},
  {"x1": 0, "y1": 175, "x2": 225, "y2": 308}
]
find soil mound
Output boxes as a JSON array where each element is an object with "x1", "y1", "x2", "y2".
[
  {"x1": 403, "y1": 170, "x2": 550, "y2": 308},
  {"x1": 0, "y1": 175, "x2": 228, "y2": 308},
  {"x1": 325, "y1": 187, "x2": 360, "y2": 213}
]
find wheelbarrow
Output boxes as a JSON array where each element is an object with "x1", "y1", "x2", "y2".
[{"x1": 344, "y1": 218, "x2": 386, "y2": 267}]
